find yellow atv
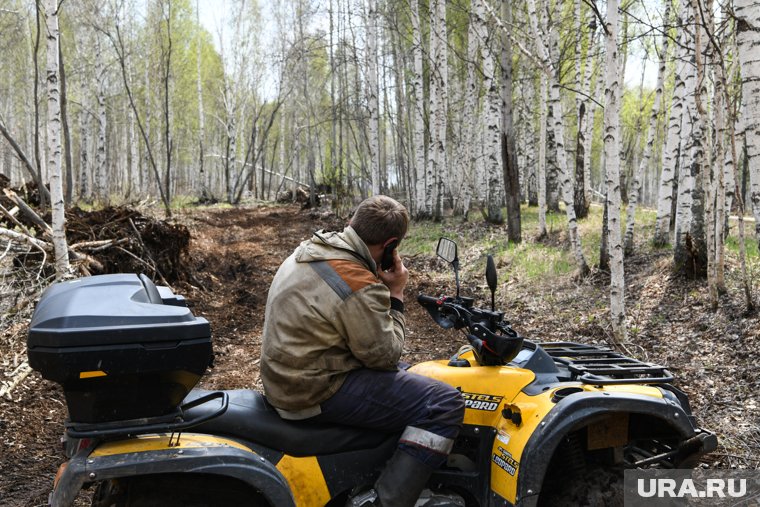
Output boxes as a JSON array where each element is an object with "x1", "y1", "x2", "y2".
[{"x1": 28, "y1": 238, "x2": 715, "y2": 506}]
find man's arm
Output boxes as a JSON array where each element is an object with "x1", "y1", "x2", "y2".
[
  {"x1": 336, "y1": 282, "x2": 406, "y2": 370},
  {"x1": 378, "y1": 249, "x2": 408, "y2": 302}
]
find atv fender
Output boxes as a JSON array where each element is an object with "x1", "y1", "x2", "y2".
[
  {"x1": 514, "y1": 391, "x2": 716, "y2": 506},
  {"x1": 50, "y1": 434, "x2": 294, "y2": 507}
]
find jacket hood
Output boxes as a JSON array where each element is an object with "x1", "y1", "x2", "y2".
[{"x1": 294, "y1": 226, "x2": 377, "y2": 273}]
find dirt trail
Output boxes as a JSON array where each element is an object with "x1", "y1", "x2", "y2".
[
  {"x1": 0, "y1": 204, "x2": 456, "y2": 506},
  {"x1": 1, "y1": 204, "x2": 755, "y2": 506}
]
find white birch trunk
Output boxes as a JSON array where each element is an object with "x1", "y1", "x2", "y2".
[
  {"x1": 551, "y1": 41, "x2": 588, "y2": 272},
  {"x1": 538, "y1": 78, "x2": 548, "y2": 237},
  {"x1": 410, "y1": 0, "x2": 426, "y2": 217},
  {"x1": 715, "y1": 62, "x2": 727, "y2": 292},
  {"x1": 78, "y1": 103, "x2": 89, "y2": 200},
  {"x1": 654, "y1": 11, "x2": 688, "y2": 246},
  {"x1": 366, "y1": 0, "x2": 380, "y2": 195},
  {"x1": 95, "y1": 31, "x2": 107, "y2": 202},
  {"x1": 624, "y1": 0, "x2": 670, "y2": 254},
  {"x1": 574, "y1": 0, "x2": 582, "y2": 112},
  {"x1": 527, "y1": 0, "x2": 588, "y2": 273},
  {"x1": 143, "y1": 53, "x2": 151, "y2": 197},
  {"x1": 437, "y1": 0, "x2": 448, "y2": 219},
  {"x1": 675, "y1": 1, "x2": 699, "y2": 268},
  {"x1": 129, "y1": 97, "x2": 139, "y2": 197},
  {"x1": 692, "y1": 0, "x2": 714, "y2": 295},
  {"x1": 724, "y1": 21, "x2": 740, "y2": 218},
  {"x1": 460, "y1": 0, "x2": 483, "y2": 218},
  {"x1": 737, "y1": 0, "x2": 760, "y2": 240},
  {"x1": 602, "y1": 0, "x2": 625, "y2": 342},
  {"x1": 480, "y1": 5, "x2": 502, "y2": 222},
  {"x1": 582, "y1": 29, "x2": 599, "y2": 208},
  {"x1": 675, "y1": 60, "x2": 696, "y2": 261},
  {"x1": 522, "y1": 77, "x2": 536, "y2": 205},
  {"x1": 427, "y1": 0, "x2": 447, "y2": 219},
  {"x1": 280, "y1": 113, "x2": 287, "y2": 200},
  {"x1": 687, "y1": 0, "x2": 709, "y2": 279},
  {"x1": 228, "y1": 114, "x2": 237, "y2": 203},
  {"x1": 426, "y1": 0, "x2": 439, "y2": 217},
  {"x1": 196, "y1": 0, "x2": 206, "y2": 195},
  {"x1": 44, "y1": 0, "x2": 69, "y2": 277}
]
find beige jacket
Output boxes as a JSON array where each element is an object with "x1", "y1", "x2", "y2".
[{"x1": 260, "y1": 226, "x2": 405, "y2": 416}]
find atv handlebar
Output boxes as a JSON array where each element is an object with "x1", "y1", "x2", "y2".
[
  {"x1": 416, "y1": 294, "x2": 441, "y2": 307},
  {"x1": 417, "y1": 294, "x2": 504, "y2": 332},
  {"x1": 417, "y1": 294, "x2": 524, "y2": 365}
]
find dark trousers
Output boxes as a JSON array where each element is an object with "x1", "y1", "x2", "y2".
[{"x1": 313, "y1": 368, "x2": 465, "y2": 468}]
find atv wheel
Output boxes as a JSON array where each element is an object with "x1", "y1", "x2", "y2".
[
  {"x1": 537, "y1": 466, "x2": 623, "y2": 507},
  {"x1": 91, "y1": 473, "x2": 268, "y2": 507}
]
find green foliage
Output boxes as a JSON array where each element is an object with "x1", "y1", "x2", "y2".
[
  {"x1": 400, "y1": 221, "x2": 447, "y2": 257},
  {"x1": 725, "y1": 234, "x2": 760, "y2": 260},
  {"x1": 620, "y1": 85, "x2": 655, "y2": 157},
  {"x1": 403, "y1": 202, "x2": 671, "y2": 289}
]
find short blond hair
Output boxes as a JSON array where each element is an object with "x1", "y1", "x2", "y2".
[{"x1": 350, "y1": 196, "x2": 409, "y2": 246}]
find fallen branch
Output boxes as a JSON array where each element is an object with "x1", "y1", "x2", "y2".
[
  {"x1": 71, "y1": 251, "x2": 104, "y2": 272},
  {"x1": 0, "y1": 362, "x2": 32, "y2": 399},
  {"x1": 0, "y1": 226, "x2": 104, "y2": 276},
  {"x1": 0, "y1": 226, "x2": 51, "y2": 252},
  {"x1": 2, "y1": 188, "x2": 52, "y2": 235},
  {"x1": 88, "y1": 238, "x2": 129, "y2": 252},
  {"x1": 0, "y1": 120, "x2": 51, "y2": 202},
  {"x1": 70, "y1": 238, "x2": 128, "y2": 251},
  {"x1": 0, "y1": 203, "x2": 34, "y2": 239},
  {"x1": 128, "y1": 218, "x2": 169, "y2": 286},
  {"x1": 114, "y1": 245, "x2": 164, "y2": 282}
]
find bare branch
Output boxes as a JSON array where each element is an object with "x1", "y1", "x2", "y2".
[{"x1": 479, "y1": 0, "x2": 545, "y2": 71}]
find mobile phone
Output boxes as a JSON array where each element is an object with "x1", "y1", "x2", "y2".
[{"x1": 381, "y1": 240, "x2": 399, "y2": 271}]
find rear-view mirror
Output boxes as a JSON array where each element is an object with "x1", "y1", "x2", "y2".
[{"x1": 436, "y1": 238, "x2": 458, "y2": 265}]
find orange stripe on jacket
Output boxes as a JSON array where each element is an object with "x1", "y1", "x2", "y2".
[{"x1": 327, "y1": 259, "x2": 380, "y2": 293}]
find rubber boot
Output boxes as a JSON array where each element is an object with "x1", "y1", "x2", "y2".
[{"x1": 374, "y1": 449, "x2": 435, "y2": 507}]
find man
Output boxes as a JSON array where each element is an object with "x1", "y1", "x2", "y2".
[{"x1": 261, "y1": 195, "x2": 465, "y2": 507}]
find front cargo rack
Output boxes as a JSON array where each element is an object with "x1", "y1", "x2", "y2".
[{"x1": 539, "y1": 342, "x2": 674, "y2": 385}]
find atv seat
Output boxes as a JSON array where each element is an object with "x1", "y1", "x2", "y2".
[{"x1": 183, "y1": 389, "x2": 397, "y2": 457}]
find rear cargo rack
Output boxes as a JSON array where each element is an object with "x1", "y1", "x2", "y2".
[
  {"x1": 539, "y1": 342, "x2": 674, "y2": 385},
  {"x1": 65, "y1": 391, "x2": 228, "y2": 439}
]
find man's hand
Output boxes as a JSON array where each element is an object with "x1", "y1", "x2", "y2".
[{"x1": 378, "y1": 249, "x2": 408, "y2": 301}]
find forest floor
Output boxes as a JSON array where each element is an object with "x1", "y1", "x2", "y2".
[{"x1": 1, "y1": 203, "x2": 758, "y2": 506}]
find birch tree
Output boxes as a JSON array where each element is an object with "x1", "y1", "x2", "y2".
[
  {"x1": 654, "y1": 9, "x2": 687, "y2": 246},
  {"x1": 602, "y1": 0, "x2": 626, "y2": 342},
  {"x1": 624, "y1": 0, "x2": 670, "y2": 255},
  {"x1": 196, "y1": 0, "x2": 206, "y2": 197},
  {"x1": 481, "y1": 6, "x2": 503, "y2": 224},
  {"x1": 537, "y1": 78, "x2": 548, "y2": 238},
  {"x1": 686, "y1": 0, "x2": 709, "y2": 280},
  {"x1": 527, "y1": 0, "x2": 589, "y2": 275},
  {"x1": 673, "y1": 0, "x2": 707, "y2": 276},
  {"x1": 460, "y1": 0, "x2": 484, "y2": 220},
  {"x1": 428, "y1": 0, "x2": 447, "y2": 220},
  {"x1": 691, "y1": 0, "x2": 715, "y2": 298},
  {"x1": 737, "y1": 0, "x2": 760, "y2": 242},
  {"x1": 366, "y1": 0, "x2": 380, "y2": 195},
  {"x1": 578, "y1": 19, "x2": 599, "y2": 220},
  {"x1": 582, "y1": 53, "x2": 599, "y2": 213},
  {"x1": 94, "y1": 23, "x2": 107, "y2": 202},
  {"x1": 501, "y1": 0, "x2": 520, "y2": 241},
  {"x1": 44, "y1": 0, "x2": 70, "y2": 277},
  {"x1": 410, "y1": 0, "x2": 427, "y2": 218}
]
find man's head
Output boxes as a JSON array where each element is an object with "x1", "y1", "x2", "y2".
[{"x1": 350, "y1": 195, "x2": 409, "y2": 248}]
